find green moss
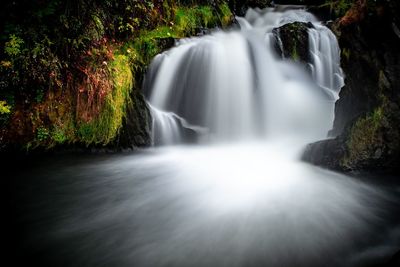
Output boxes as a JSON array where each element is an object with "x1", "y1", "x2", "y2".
[
  {"x1": 177, "y1": 3, "x2": 232, "y2": 32},
  {"x1": 51, "y1": 127, "x2": 68, "y2": 144},
  {"x1": 132, "y1": 3, "x2": 231, "y2": 65},
  {"x1": 0, "y1": 100, "x2": 12, "y2": 126},
  {"x1": 132, "y1": 26, "x2": 176, "y2": 63},
  {"x1": 342, "y1": 107, "x2": 386, "y2": 168},
  {"x1": 174, "y1": 5, "x2": 222, "y2": 35},
  {"x1": 0, "y1": 100, "x2": 11, "y2": 114},
  {"x1": 175, "y1": 8, "x2": 198, "y2": 33},
  {"x1": 218, "y1": 3, "x2": 233, "y2": 28},
  {"x1": 291, "y1": 43, "x2": 299, "y2": 61},
  {"x1": 342, "y1": 48, "x2": 351, "y2": 61},
  {"x1": 78, "y1": 54, "x2": 133, "y2": 145},
  {"x1": 197, "y1": 6, "x2": 214, "y2": 27}
]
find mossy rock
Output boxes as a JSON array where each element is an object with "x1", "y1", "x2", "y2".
[{"x1": 272, "y1": 22, "x2": 313, "y2": 63}]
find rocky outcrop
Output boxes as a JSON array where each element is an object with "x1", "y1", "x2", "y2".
[{"x1": 303, "y1": 0, "x2": 400, "y2": 174}]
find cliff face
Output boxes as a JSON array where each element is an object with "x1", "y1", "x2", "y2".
[
  {"x1": 303, "y1": 0, "x2": 400, "y2": 173},
  {"x1": 0, "y1": 0, "x2": 234, "y2": 153}
]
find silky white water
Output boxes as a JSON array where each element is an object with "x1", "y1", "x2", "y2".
[
  {"x1": 145, "y1": 7, "x2": 344, "y2": 146},
  {"x1": 84, "y1": 7, "x2": 400, "y2": 267},
  {"x1": 7, "y1": 7, "x2": 399, "y2": 267}
]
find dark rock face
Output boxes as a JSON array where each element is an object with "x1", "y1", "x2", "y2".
[
  {"x1": 115, "y1": 89, "x2": 152, "y2": 149},
  {"x1": 273, "y1": 21, "x2": 313, "y2": 63},
  {"x1": 303, "y1": 1, "x2": 400, "y2": 174},
  {"x1": 155, "y1": 37, "x2": 176, "y2": 51}
]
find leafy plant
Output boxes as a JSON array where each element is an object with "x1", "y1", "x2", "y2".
[
  {"x1": 52, "y1": 127, "x2": 67, "y2": 144},
  {"x1": 36, "y1": 127, "x2": 50, "y2": 141},
  {"x1": 4, "y1": 34, "x2": 24, "y2": 57},
  {"x1": 0, "y1": 100, "x2": 11, "y2": 114}
]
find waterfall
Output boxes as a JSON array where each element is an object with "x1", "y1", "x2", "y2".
[
  {"x1": 16, "y1": 8, "x2": 400, "y2": 267},
  {"x1": 144, "y1": 7, "x2": 344, "y2": 147},
  {"x1": 308, "y1": 25, "x2": 344, "y2": 100}
]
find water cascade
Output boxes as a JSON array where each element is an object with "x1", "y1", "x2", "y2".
[
  {"x1": 144, "y1": 7, "x2": 344, "y2": 146},
  {"x1": 9, "y1": 7, "x2": 400, "y2": 267}
]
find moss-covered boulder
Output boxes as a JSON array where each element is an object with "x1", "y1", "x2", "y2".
[{"x1": 272, "y1": 21, "x2": 313, "y2": 63}]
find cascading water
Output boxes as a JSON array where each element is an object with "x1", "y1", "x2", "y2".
[
  {"x1": 119, "y1": 9, "x2": 398, "y2": 264},
  {"x1": 12, "y1": 7, "x2": 399, "y2": 267},
  {"x1": 144, "y1": 7, "x2": 344, "y2": 146}
]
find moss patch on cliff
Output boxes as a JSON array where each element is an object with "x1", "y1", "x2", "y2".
[
  {"x1": 77, "y1": 54, "x2": 132, "y2": 145},
  {"x1": 342, "y1": 107, "x2": 386, "y2": 168},
  {"x1": 132, "y1": 3, "x2": 233, "y2": 65}
]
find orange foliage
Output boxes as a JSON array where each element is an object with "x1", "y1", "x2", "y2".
[{"x1": 339, "y1": 0, "x2": 367, "y2": 26}]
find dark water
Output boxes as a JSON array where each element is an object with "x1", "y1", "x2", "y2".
[{"x1": 4, "y1": 147, "x2": 400, "y2": 267}]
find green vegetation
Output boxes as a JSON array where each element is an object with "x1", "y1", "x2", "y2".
[
  {"x1": 132, "y1": 4, "x2": 232, "y2": 65},
  {"x1": 341, "y1": 48, "x2": 351, "y2": 61},
  {"x1": 0, "y1": 101, "x2": 11, "y2": 115},
  {"x1": 291, "y1": 43, "x2": 299, "y2": 61},
  {"x1": 343, "y1": 107, "x2": 386, "y2": 168},
  {"x1": 321, "y1": 0, "x2": 353, "y2": 17},
  {"x1": 36, "y1": 127, "x2": 50, "y2": 142},
  {"x1": 320, "y1": 0, "x2": 393, "y2": 19},
  {"x1": 51, "y1": 127, "x2": 68, "y2": 144},
  {"x1": 77, "y1": 54, "x2": 133, "y2": 145},
  {"x1": 4, "y1": 35, "x2": 24, "y2": 57}
]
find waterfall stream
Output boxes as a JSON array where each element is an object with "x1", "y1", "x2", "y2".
[{"x1": 145, "y1": 7, "x2": 344, "y2": 146}]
